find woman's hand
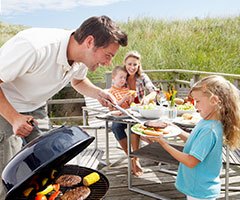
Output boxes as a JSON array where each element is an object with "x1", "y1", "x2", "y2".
[{"x1": 141, "y1": 91, "x2": 156, "y2": 105}]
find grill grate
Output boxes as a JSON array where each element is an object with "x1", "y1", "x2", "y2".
[
  {"x1": 18, "y1": 165, "x2": 109, "y2": 200},
  {"x1": 58, "y1": 165, "x2": 109, "y2": 200}
]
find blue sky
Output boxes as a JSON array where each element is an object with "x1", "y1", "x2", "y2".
[{"x1": 1, "y1": 0, "x2": 240, "y2": 29}]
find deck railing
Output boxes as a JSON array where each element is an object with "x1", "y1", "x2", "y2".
[{"x1": 48, "y1": 69, "x2": 240, "y2": 125}]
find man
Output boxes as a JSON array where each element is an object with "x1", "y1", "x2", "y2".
[{"x1": 0, "y1": 15, "x2": 127, "y2": 199}]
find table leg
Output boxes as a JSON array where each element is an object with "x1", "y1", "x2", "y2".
[{"x1": 127, "y1": 124, "x2": 132, "y2": 189}]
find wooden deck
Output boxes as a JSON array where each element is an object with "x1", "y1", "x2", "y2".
[{"x1": 70, "y1": 128, "x2": 240, "y2": 200}]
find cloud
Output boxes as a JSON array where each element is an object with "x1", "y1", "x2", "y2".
[{"x1": 1, "y1": 0, "x2": 127, "y2": 15}]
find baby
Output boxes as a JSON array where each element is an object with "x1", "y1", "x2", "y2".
[{"x1": 109, "y1": 65, "x2": 136, "y2": 109}]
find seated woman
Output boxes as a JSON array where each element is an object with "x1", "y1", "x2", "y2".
[{"x1": 111, "y1": 50, "x2": 156, "y2": 176}]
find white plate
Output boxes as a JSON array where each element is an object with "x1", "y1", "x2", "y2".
[
  {"x1": 173, "y1": 116, "x2": 201, "y2": 127},
  {"x1": 177, "y1": 109, "x2": 196, "y2": 116},
  {"x1": 107, "y1": 110, "x2": 130, "y2": 119},
  {"x1": 131, "y1": 124, "x2": 181, "y2": 138}
]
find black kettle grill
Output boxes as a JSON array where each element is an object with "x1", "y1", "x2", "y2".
[{"x1": 2, "y1": 126, "x2": 109, "y2": 200}]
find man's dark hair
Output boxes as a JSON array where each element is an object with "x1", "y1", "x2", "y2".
[{"x1": 74, "y1": 15, "x2": 128, "y2": 48}]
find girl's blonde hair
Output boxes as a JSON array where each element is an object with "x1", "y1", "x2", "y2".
[
  {"x1": 190, "y1": 75, "x2": 240, "y2": 149},
  {"x1": 123, "y1": 50, "x2": 142, "y2": 77}
]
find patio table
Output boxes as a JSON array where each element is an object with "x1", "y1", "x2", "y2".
[{"x1": 96, "y1": 112, "x2": 182, "y2": 200}]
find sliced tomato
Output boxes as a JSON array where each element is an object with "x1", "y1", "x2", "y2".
[
  {"x1": 49, "y1": 191, "x2": 61, "y2": 200},
  {"x1": 35, "y1": 194, "x2": 47, "y2": 200},
  {"x1": 52, "y1": 183, "x2": 60, "y2": 191}
]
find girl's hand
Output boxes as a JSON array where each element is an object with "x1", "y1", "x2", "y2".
[{"x1": 148, "y1": 135, "x2": 164, "y2": 144}]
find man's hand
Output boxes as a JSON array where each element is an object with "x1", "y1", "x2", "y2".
[
  {"x1": 97, "y1": 90, "x2": 117, "y2": 109},
  {"x1": 12, "y1": 114, "x2": 36, "y2": 138}
]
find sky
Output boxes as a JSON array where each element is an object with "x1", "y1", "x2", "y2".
[{"x1": 0, "y1": 0, "x2": 240, "y2": 29}]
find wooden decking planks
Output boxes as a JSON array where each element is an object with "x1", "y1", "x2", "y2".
[{"x1": 72, "y1": 128, "x2": 240, "y2": 200}]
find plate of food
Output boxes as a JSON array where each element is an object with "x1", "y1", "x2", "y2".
[
  {"x1": 131, "y1": 123, "x2": 181, "y2": 138},
  {"x1": 173, "y1": 113, "x2": 201, "y2": 128},
  {"x1": 176, "y1": 102, "x2": 196, "y2": 116},
  {"x1": 107, "y1": 110, "x2": 130, "y2": 119}
]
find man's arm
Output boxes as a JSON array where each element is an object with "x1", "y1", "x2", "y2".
[
  {"x1": 0, "y1": 80, "x2": 34, "y2": 137},
  {"x1": 71, "y1": 78, "x2": 116, "y2": 107}
]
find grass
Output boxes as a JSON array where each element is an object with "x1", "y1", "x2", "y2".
[
  {"x1": 1, "y1": 16, "x2": 240, "y2": 83},
  {"x1": 2, "y1": 17, "x2": 239, "y2": 124}
]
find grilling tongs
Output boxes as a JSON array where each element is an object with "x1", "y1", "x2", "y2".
[
  {"x1": 103, "y1": 98, "x2": 169, "y2": 129},
  {"x1": 103, "y1": 98, "x2": 143, "y2": 124}
]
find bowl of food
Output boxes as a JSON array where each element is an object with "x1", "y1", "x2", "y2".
[
  {"x1": 138, "y1": 103, "x2": 163, "y2": 119},
  {"x1": 176, "y1": 102, "x2": 195, "y2": 116},
  {"x1": 130, "y1": 102, "x2": 141, "y2": 112}
]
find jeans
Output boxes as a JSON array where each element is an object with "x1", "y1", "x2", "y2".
[{"x1": 111, "y1": 122, "x2": 127, "y2": 141}]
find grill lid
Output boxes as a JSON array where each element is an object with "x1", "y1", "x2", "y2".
[{"x1": 2, "y1": 126, "x2": 94, "y2": 200}]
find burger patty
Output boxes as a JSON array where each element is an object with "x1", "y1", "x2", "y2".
[
  {"x1": 144, "y1": 120, "x2": 168, "y2": 129},
  {"x1": 56, "y1": 174, "x2": 82, "y2": 187},
  {"x1": 60, "y1": 186, "x2": 91, "y2": 200}
]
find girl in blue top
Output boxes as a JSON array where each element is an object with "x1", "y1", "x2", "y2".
[{"x1": 150, "y1": 75, "x2": 240, "y2": 200}]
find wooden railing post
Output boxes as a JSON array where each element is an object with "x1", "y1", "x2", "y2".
[{"x1": 105, "y1": 71, "x2": 112, "y2": 89}]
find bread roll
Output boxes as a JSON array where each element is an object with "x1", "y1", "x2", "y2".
[
  {"x1": 143, "y1": 130, "x2": 162, "y2": 136},
  {"x1": 174, "y1": 98, "x2": 184, "y2": 105},
  {"x1": 182, "y1": 113, "x2": 193, "y2": 120}
]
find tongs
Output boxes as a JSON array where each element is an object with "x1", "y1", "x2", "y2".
[
  {"x1": 103, "y1": 98, "x2": 143, "y2": 124},
  {"x1": 103, "y1": 98, "x2": 169, "y2": 129}
]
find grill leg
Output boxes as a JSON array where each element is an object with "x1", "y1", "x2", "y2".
[
  {"x1": 94, "y1": 129, "x2": 98, "y2": 149},
  {"x1": 105, "y1": 121, "x2": 110, "y2": 166}
]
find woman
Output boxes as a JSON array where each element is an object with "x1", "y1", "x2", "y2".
[{"x1": 111, "y1": 50, "x2": 156, "y2": 176}]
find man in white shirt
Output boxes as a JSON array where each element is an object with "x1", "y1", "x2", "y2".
[{"x1": 0, "y1": 15, "x2": 127, "y2": 199}]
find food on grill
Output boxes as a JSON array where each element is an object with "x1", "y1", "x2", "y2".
[
  {"x1": 51, "y1": 169, "x2": 58, "y2": 179},
  {"x1": 56, "y1": 175, "x2": 82, "y2": 187},
  {"x1": 60, "y1": 186, "x2": 90, "y2": 200},
  {"x1": 23, "y1": 187, "x2": 34, "y2": 197},
  {"x1": 49, "y1": 190, "x2": 61, "y2": 200},
  {"x1": 83, "y1": 172, "x2": 100, "y2": 186},
  {"x1": 42, "y1": 178, "x2": 48, "y2": 186},
  {"x1": 182, "y1": 113, "x2": 193, "y2": 120},
  {"x1": 37, "y1": 184, "x2": 54, "y2": 195},
  {"x1": 35, "y1": 194, "x2": 47, "y2": 200}
]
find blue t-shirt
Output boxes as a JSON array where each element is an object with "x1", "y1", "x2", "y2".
[{"x1": 175, "y1": 119, "x2": 223, "y2": 198}]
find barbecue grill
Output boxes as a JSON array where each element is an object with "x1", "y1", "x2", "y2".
[{"x1": 2, "y1": 126, "x2": 109, "y2": 200}]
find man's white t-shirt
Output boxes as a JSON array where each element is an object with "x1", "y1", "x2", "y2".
[{"x1": 0, "y1": 28, "x2": 88, "y2": 112}]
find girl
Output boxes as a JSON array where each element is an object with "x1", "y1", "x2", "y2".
[{"x1": 150, "y1": 75, "x2": 240, "y2": 199}]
